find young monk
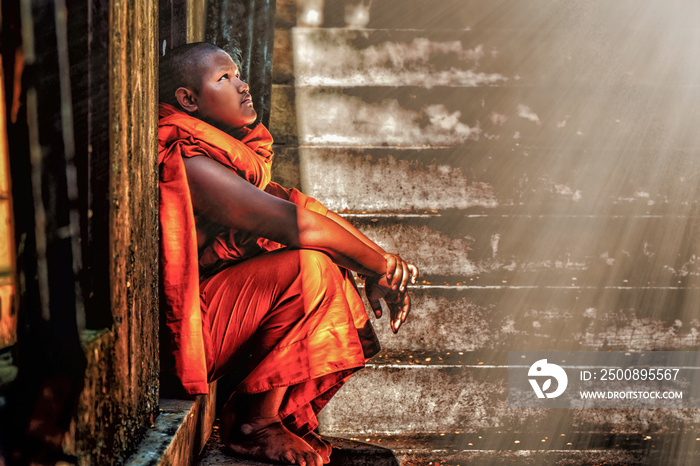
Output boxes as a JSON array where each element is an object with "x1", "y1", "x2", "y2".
[{"x1": 158, "y1": 42, "x2": 417, "y2": 466}]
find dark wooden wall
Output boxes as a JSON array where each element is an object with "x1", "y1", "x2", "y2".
[
  {"x1": 1, "y1": 0, "x2": 159, "y2": 464},
  {"x1": 71, "y1": 0, "x2": 159, "y2": 463},
  {"x1": 0, "y1": 0, "x2": 280, "y2": 463}
]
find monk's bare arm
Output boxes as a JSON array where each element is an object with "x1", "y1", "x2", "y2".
[
  {"x1": 326, "y1": 211, "x2": 384, "y2": 253},
  {"x1": 185, "y1": 156, "x2": 415, "y2": 332},
  {"x1": 266, "y1": 182, "x2": 385, "y2": 255},
  {"x1": 266, "y1": 181, "x2": 417, "y2": 291},
  {"x1": 183, "y1": 155, "x2": 390, "y2": 278}
]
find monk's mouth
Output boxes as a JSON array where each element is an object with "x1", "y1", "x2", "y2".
[{"x1": 241, "y1": 96, "x2": 252, "y2": 105}]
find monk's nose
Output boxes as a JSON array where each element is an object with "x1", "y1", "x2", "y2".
[{"x1": 237, "y1": 79, "x2": 249, "y2": 93}]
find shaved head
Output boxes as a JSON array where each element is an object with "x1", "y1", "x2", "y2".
[{"x1": 159, "y1": 42, "x2": 242, "y2": 108}]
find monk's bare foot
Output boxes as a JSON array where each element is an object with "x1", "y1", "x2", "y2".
[
  {"x1": 223, "y1": 415, "x2": 324, "y2": 466},
  {"x1": 301, "y1": 430, "x2": 332, "y2": 464}
]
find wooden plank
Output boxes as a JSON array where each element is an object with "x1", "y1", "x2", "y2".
[
  {"x1": 71, "y1": 0, "x2": 159, "y2": 463},
  {"x1": 0, "y1": 284, "x2": 15, "y2": 349},
  {"x1": 0, "y1": 202, "x2": 13, "y2": 277}
]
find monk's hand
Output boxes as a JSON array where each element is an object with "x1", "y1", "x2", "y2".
[
  {"x1": 382, "y1": 253, "x2": 418, "y2": 293},
  {"x1": 364, "y1": 274, "x2": 387, "y2": 319},
  {"x1": 386, "y1": 289, "x2": 411, "y2": 334},
  {"x1": 364, "y1": 254, "x2": 409, "y2": 318},
  {"x1": 364, "y1": 276, "x2": 412, "y2": 334}
]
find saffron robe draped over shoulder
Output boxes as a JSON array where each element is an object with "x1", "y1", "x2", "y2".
[{"x1": 157, "y1": 103, "x2": 380, "y2": 421}]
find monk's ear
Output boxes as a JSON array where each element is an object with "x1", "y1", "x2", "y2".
[{"x1": 175, "y1": 87, "x2": 198, "y2": 113}]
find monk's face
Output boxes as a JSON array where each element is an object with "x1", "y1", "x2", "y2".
[{"x1": 193, "y1": 50, "x2": 257, "y2": 130}]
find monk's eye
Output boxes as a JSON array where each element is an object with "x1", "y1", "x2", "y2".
[{"x1": 219, "y1": 73, "x2": 229, "y2": 81}]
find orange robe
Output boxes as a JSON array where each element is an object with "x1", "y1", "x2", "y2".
[{"x1": 158, "y1": 103, "x2": 380, "y2": 433}]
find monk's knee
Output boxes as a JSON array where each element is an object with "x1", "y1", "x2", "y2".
[{"x1": 297, "y1": 250, "x2": 342, "y2": 283}]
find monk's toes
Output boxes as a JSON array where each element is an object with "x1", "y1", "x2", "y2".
[
  {"x1": 282, "y1": 451, "x2": 296, "y2": 464},
  {"x1": 303, "y1": 450, "x2": 323, "y2": 466},
  {"x1": 292, "y1": 453, "x2": 308, "y2": 466},
  {"x1": 285, "y1": 447, "x2": 321, "y2": 466}
]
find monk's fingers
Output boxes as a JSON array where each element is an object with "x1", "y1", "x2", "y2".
[
  {"x1": 385, "y1": 291, "x2": 410, "y2": 333},
  {"x1": 368, "y1": 297, "x2": 383, "y2": 318},
  {"x1": 385, "y1": 253, "x2": 411, "y2": 291},
  {"x1": 283, "y1": 451, "x2": 296, "y2": 464},
  {"x1": 391, "y1": 292, "x2": 410, "y2": 320},
  {"x1": 400, "y1": 292, "x2": 411, "y2": 323},
  {"x1": 386, "y1": 300, "x2": 401, "y2": 334},
  {"x1": 392, "y1": 258, "x2": 409, "y2": 291},
  {"x1": 398, "y1": 260, "x2": 410, "y2": 292},
  {"x1": 408, "y1": 263, "x2": 419, "y2": 284},
  {"x1": 384, "y1": 254, "x2": 397, "y2": 284},
  {"x1": 391, "y1": 314, "x2": 403, "y2": 333}
]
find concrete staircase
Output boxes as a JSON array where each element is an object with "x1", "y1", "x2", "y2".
[{"x1": 200, "y1": 1, "x2": 700, "y2": 464}]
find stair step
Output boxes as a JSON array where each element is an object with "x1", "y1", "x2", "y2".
[
  {"x1": 274, "y1": 145, "x2": 496, "y2": 212},
  {"x1": 275, "y1": 27, "x2": 700, "y2": 89},
  {"x1": 363, "y1": 287, "x2": 700, "y2": 353},
  {"x1": 316, "y1": 358, "x2": 700, "y2": 434},
  {"x1": 350, "y1": 433, "x2": 700, "y2": 465},
  {"x1": 277, "y1": 28, "x2": 507, "y2": 88},
  {"x1": 394, "y1": 450, "x2": 652, "y2": 466},
  {"x1": 334, "y1": 213, "x2": 700, "y2": 287},
  {"x1": 271, "y1": 145, "x2": 700, "y2": 214},
  {"x1": 127, "y1": 383, "x2": 217, "y2": 465},
  {"x1": 197, "y1": 427, "x2": 398, "y2": 465},
  {"x1": 196, "y1": 427, "x2": 693, "y2": 465},
  {"x1": 270, "y1": 85, "x2": 700, "y2": 151},
  {"x1": 353, "y1": 432, "x2": 697, "y2": 452},
  {"x1": 284, "y1": 0, "x2": 700, "y2": 31}
]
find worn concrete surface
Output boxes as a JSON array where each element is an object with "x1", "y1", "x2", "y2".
[
  {"x1": 288, "y1": 147, "x2": 497, "y2": 211},
  {"x1": 347, "y1": 214, "x2": 700, "y2": 287},
  {"x1": 288, "y1": 27, "x2": 700, "y2": 89},
  {"x1": 394, "y1": 450, "x2": 657, "y2": 466},
  {"x1": 127, "y1": 383, "x2": 217, "y2": 466},
  {"x1": 317, "y1": 361, "x2": 700, "y2": 435},
  {"x1": 273, "y1": 146, "x2": 700, "y2": 215},
  {"x1": 317, "y1": 0, "x2": 700, "y2": 32},
  {"x1": 359, "y1": 433, "x2": 699, "y2": 465},
  {"x1": 363, "y1": 287, "x2": 700, "y2": 353},
  {"x1": 197, "y1": 429, "x2": 697, "y2": 465},
  {"x1": 197, "y1": 428, "x2": 399, "y2": 466},
  {"x1": 274, "y1": 85, "x2": 700, "y2": 151},
  {"x1": 290, "y1": 29, "x2": 507, "y2": 88},
  {"x1": 271, "y1": 0, "x2": 700, "y2": 464}
]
